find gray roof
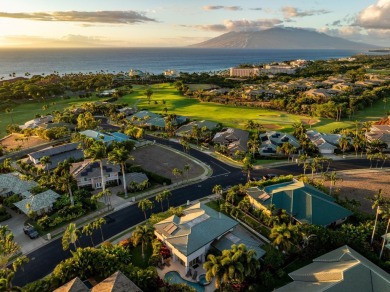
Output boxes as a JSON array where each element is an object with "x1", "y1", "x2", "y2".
[
  {"x1": 212, "y1": 225, "x2": 266, "y2": 259},
  {"x1": 29, "y1": 143, "x2": 84, "y2": 170},
  {"x1": 0, "y1": 173, "x2": 38, "y2": 196},
  {"x1": 260, "y1": 131, "x2": 300, "y2": 148},
  {"x1": 212, "y1": 128, "x2": 249, "y2": 153},
  {"x1": 91, "y1": 271, "x2": 142, "y2": 292},
  {"x1": 14, "y1": 189, "x2": 60, "y2": 214},
  {"x1": 276, "y1": 245, "x2": 390, "y2": 292},
  {"x1": 71, "y1": 159, "x2": 120, "y2": 179},
  {"x1": 29, "y1": 143, "x2": 80, "y2": 160},
  {"x1": 125, "y1": 172, "x2": 148, "y2": 184},
  {"x1": 154, "y1": 202, "x2": 238, "y2": 256},
  {"x1": 176, "y1": 120, "x2": 219, "y2": 136}
]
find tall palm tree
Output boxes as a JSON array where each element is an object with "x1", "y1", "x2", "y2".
[
  {"x1": 84, "y1": 141, "x2": 107, "y2": 192},
  {"x1": 370, "y1": 189, "x2": 384, "y2": 245},
  {"x1": 138, "y1": 198, "x2": 154, "y2": 220},
  {"x1": 204, "y1": 254, "x2": 225, "y2": 289},
  {"x1": 242, "y1": 156, "x2": 253, "y2": 182},
  {"x1": 155, "y1": 193, "x2": 165, "y2": 212},
  {"x1": 161, "y1": 190, "x2": 172, "y2": 209},
  {"x1": 379, "y1": 205, "x2": 390, "y2": 259},
  {"x1": 62, "y1": 223, "x2": 80, "y2": 251},
  {"x1": 40, "y1": 156, "x2": 51, "y2": 173},
  {"x1": 133, "y1": 224, "x2": 154, "y2": 258},
  {"x1": 338, "y1": 136, "x2": 349, "y2": 154},
  {"x1": 108, "y1": 146, "x2": 134, "y2": 198},
  {"x1": 324, "y1": 171, "x2": 342, "y2": 197},
  {"x1": 93, "y1": 217, "x2": 106, "y2": 242},
  {"x1": 212, "y1": 184, "x2": 223, "y2": 204},
  {"x1": 82, "y1": 222, "x2": 96, "y2": 246}
]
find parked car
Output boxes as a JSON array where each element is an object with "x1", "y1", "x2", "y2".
[
  {"x1": 262, "y1": 174, "x2": 278, "y2": 180},
  {"x1": 23, "y1": 225, "x2": 39, "y2": 239}
]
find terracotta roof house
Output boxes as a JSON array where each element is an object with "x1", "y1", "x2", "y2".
[
  {"x1": 246, "y1": 180, "x2": 352, "y2": 226},
  {"x1": 0, "y1": 173, "x2": 38, "y2": 198},
  {"x1": 276, "y1": 245, "x2": 390, "y2": 292},
  {"x1": 71, "y1": 159, "x2": 120, "y2": 190},
  {"x1": 212, "y1": 128, "x2": 249, "y2": 154},
  {"x1": 28, "y1": 143, "x2": 84, "y2": 170},
  {"x1": 154, "y1": 202, "x2": 255, "y2": 272},
  {"x1": 53, "y1": 277, "x2": 89, "y2": 292},
  {"x1": 14, "y1": 189, "x2": 60, "y2": 215}
]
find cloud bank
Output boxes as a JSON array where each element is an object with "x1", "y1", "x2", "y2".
[
  {"x1": 281, "y1": 6, "x2": 330, "y2": 19},
  {"x1": 355, "y1": 0, "x2": 390, "y2": 29},
  {"x1": 195, "y1": 19, "x2": 283, "y2": 32},
  {"x1": 0, "y1": 10, "x2": 156, "y2": 24},
  {"x1": 202, "y1": 6, "x2": 242, "y2": 11}
]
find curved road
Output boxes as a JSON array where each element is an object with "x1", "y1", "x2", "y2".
[{"x1": 13, "y1": 137, "x2": 379, "y2": 286}]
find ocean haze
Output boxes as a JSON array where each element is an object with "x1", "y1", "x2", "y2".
[{"x1": 0, "y1": 47, "x2": 366, "y2": 79}]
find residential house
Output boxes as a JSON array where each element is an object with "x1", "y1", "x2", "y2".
[
  {"x1": 71, "y1": 159, "x2": 120, "y2": 190},
  {"x1": 276, "y1": 245, "x2": 390, "y2": 292},
  {"x1": 259, "y1": 131, "x2": 300, "y2": 156},
  {"x1": 306, "y1": 129, "x2": 345, "y2": 154},
  {"x1": 28, "y1": 143, "x2": 84, "y2": 170},
  {"x1": 212, "y1": 128, "x2": 249, "y2": 154},
  {"x1": 20, "y1": 115, "x2": 53, "y2": 130},
  {"x1": 176, "y1": 120, "x2": 220, "y2": 137},
  {"x1": 79, "y1": 130, "x2": 136, "y2": 146},
  {"x1": 154, "y1": 202, "x2": 264, "y2": 272},
  {"x1": 366, "y1": 124, "x2": 390, "y2": 150},
  {"x1": 14, "y1": 189, "x2": 60, "y2": 215},
  {"x1": 54, "y1": 271, "x2": 142, "y2": 292},
  {"x1": 246, "y1": 180, "x2": 352, "y2": 226},
  {"x1": 129, "y1": 110, "x2": 187, "y2": 130},
  {"x1": 0, "y1": 173, "x2": 38, "y2": 198},
  {"x1": 117, "y1": 107, "x2": 135, "y2": 117}
]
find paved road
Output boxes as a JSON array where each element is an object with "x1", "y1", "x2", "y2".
[{"x1": 12, "y1": 137, "x2": 379, "y2": 286}]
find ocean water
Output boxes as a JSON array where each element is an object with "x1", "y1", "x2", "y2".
[{"x1": 0, "y1": 48, "x2": 365, "y2": 79}]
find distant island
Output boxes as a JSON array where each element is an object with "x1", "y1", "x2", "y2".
[
  {"x1": 369, "y1": 49, "x2": 390, "y2": 52},
  {"x1": 190, "y1": 27, "x2": 378, "y2": 50}
]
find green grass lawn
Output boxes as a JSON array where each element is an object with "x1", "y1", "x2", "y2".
[
  {"x1": 2, "y1": 83, "x2": 386, "y2": 138},
  {"x1": 0, "y1": 95, "x2": 101, "y2": 137}
]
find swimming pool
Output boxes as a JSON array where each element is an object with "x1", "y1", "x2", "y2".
[
  {"x1": 198, "y1": 274, "x2": 210, "y2": 286},
  {"x1": 164, "y1": 271, "x2": 205, "y2": 292}
]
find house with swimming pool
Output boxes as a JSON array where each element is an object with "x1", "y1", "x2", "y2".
[{"x1": 154, "y1": 202, "x2": 265, "y2": 273}]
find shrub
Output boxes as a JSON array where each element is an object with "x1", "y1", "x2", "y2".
[
  {"x1": 37, "y1": 215, "x2": 52, "y2": 230},
  {"x1": 4, "y1": 194, "x2": 20, "y2": 207}
]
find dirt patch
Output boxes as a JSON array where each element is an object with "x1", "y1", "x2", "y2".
[
  {"x1": 301, "y1": 118, "x2": 320, "y2": 126},
  {"x1": 0, "y1": 134, "x2": 47, "y2": 151},
  {"x1": 132, "y1": 145, "x2": 204, "y2": 183},
  {"x1": 324, "y1": 171, "x2": 390, "y2": 214},
  {"x1": 262, "y1": 124, "x2": 281, "y2": 130}
]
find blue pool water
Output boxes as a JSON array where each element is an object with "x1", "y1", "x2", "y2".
[
  {"x1": 164, "y1": 271, "x2": 205, "y2": 292},
  {"x1": 198, "y1": 274, "x2": 210, "y2": 286}
]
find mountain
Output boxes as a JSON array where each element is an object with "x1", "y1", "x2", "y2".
[{"x1": 190, "y1": 27, "x2": 377, "y2": 49}]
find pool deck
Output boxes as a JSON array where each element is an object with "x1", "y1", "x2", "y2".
[{"x1": 157, "y1": 259, "x2": 215, "y2": 292}]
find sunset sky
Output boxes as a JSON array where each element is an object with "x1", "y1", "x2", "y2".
[{"x1": 1, "y1": 0, "x2": 390, "y2": 48}]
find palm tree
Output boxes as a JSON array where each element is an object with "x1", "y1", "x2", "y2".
[
  {"x1": 370, "y1": 189, "x2": 384, "y2": 245},
  {"x1": 212, "y1": 184, "x2": 223, "y2": 204},
  {"x1": 82, "y1": 222, "x2": 96, "y2": 246},
  {"x1": 298, "y1": 153, "x2": 310, "y2": 176},
  {"x1": 108, "y1": 146, "x2": 134, "y2": 198},
  {"x1": 133, "y1": 224, "x2": 154, "y2": 258},
  {"x1": 155, "y1": 193, "x2": 165, "y2": 212},
  {"x1": 324, "y1": 171, "x2": 342, "y2": 197},
  {"x1": 204, "y1": 254, "x2": 225, "y2": 289},
  {"x1": 338, "y1": 136, "x2": 349, "y2": 155},
  {"x1": 57, "y1": 169, "x2": 77, "y2": 206},
  {"x1": 172, "y1": 168, "x2": 183, "y2": 182},
  {"x1": 40, "y1": 156, "x2": 51, "y2": 173},
  {"x1": 270, "y1": 223, "x2": 300, "y2": 254},
  {"x1": 145, "y1": 88, "x2": 153, "y2": 104},
  {"x1": 138, "y1": 198, "x2": 154, "y2": 220},
  {"x1": 183, "y1": 163, "x2": 191, "y2": 182},
  {"x1": 241, "y1": 156, "x2": 252, "y2": 182},
  {"x1": 379, "y1": 205, "x2": 390, "y2": 259},
  {"x1": 84, "y1": 141, "x2": 107, "y2": 192},
  {"x1": 62, "y1": 223, "x2": 80, "y2": 251},
  {"x1": 277, "y1": 142, "x2": 295, "y2": 162},
  {"x1": 161, "y1": 190, "x2": 172, "y2": 209},
  {"x1": 93, "y1": 217, "x2": 106, "y2": 242}
]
